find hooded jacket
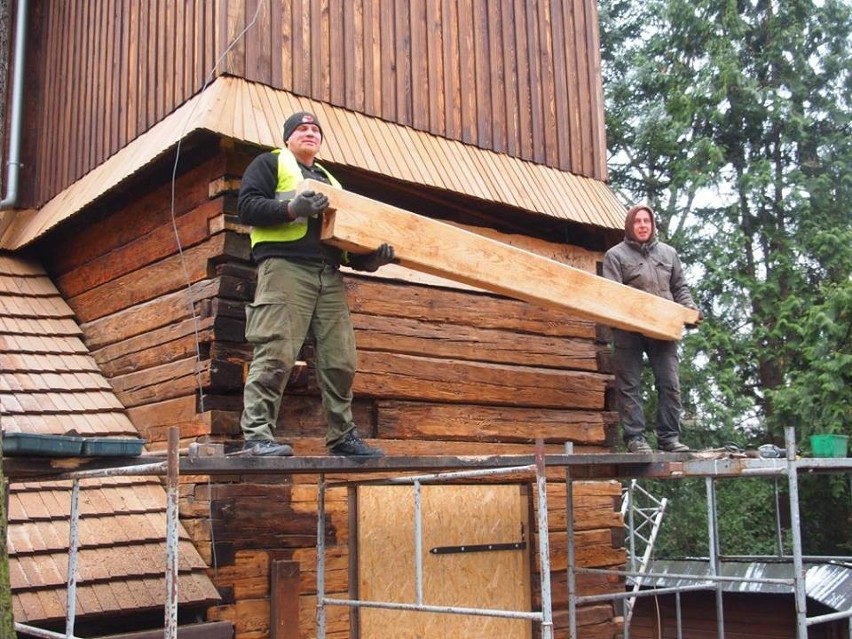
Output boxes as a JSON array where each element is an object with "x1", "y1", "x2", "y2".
[{"x1": 602, "y1": 205, "x2": 697, "y2": 308}]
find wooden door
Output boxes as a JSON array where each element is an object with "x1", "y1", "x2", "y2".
[{"x1": 356, "y1": 484, "x2": 533, "y2": 639}]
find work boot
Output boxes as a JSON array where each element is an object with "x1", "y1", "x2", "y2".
[
  {"x1": 658, "y1": 439, "x2": 690, "y2": 453},
  {"x1": 627, "y1": 437, "x2": 653, "y2": 454},
  {"x1": 330, "y1": 429, "x2": 384, "y2": 458},
  {"x1": 242, "y1": 439, "x2": 294, "y2": 456}
]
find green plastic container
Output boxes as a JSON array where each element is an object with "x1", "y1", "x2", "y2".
[
  {"x1": 80, "y1": 437, "x2": 146, "y2": 457},
  {"x1": 810, "y1": 434, "x2": 849, "y2": 458},
  {"x1": 2, "y1": 432, "x2": 84, "y2": 457}
]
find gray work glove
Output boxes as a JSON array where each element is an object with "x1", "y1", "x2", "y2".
[
  {"x1": 287, "y1": 190, "x2": 329, "y2": 219},
  {"x1": 352, "y1": 243, "x2": 395, "y2": 272}
]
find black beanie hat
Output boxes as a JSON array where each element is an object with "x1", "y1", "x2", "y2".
[{"x1": 283, "y1": 112, "x2": 323, "y2": 143}]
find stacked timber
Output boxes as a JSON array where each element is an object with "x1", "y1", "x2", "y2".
[{"x1": 38, "y1": 143, "x2": 624, "y2": 639}]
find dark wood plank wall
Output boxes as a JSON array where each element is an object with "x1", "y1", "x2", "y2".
[
  {"x1": 29, "y1": 0, "x2": 220, "y2": 207},
  {"x1": 24, "y1": 0, "x2": 607, "y2": 208}
]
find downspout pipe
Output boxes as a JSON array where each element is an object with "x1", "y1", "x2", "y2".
[{"x1": 0, "y1": 0, "x2": 29, "y2": 210}]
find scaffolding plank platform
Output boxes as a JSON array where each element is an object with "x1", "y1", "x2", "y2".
[
  {"x1": 5, "y1": 451, "x2": 849, "y2": 482},
  {"x1": 309, "y1": 179, "x2": 699, "y2": 340}
]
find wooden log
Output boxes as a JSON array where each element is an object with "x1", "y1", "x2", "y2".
[
  {"x1": 92, "y1": 319, "x2": 215, "y2": 377},
  {"x1": 344, "y1": 266, "x2": 596, "y2": 340},
  {"x1": 80, "y1": 278, "x2": 222, "y2": 349},
  {"x1": 66, "y1": 232, "x2": 250, "y2": 322},
  {"x1": 375, "y1": 400, "x2": 608, "y2": 444},
  {"x1": 108, "y1": 355, "x2": 244, "y2": 407},
  {"x1": 311, "y1": 180, "x2": 698, "y2": 340},
  {"x1": 48, "y1": 155, "x2": 226, "y2": 276},
  {"x1": 355, "y1": 351, "x2": 607, "y2": 409},
  {"x1": 352, "y1": 313, "x2": 598, "y2": 370},
  {"x1": 55, "y1": 199, "x2": 227, "y2": 298}
]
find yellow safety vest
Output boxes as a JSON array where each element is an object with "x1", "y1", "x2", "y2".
[{"x1": 249, "y1": 148, "x2": 341, "y2": 247}]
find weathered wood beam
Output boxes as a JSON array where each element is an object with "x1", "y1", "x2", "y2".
[{"x1": 309, "y1": 180, "x2": 698, "y2": 340}]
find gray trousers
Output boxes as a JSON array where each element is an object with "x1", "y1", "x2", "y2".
[
  {"x1": 240, "y1": 257, "x2": 356, "y2": 447},
  {"x1": 612, "y1": 329, "x2": 683, "y2": 444}
]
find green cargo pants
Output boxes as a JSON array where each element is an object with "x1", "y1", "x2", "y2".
[{"x1": 240, "y1": 257, "x2": 356, "y2": 447}]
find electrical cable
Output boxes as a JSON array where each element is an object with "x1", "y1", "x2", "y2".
[{"x1": 166, "y1": 0, "x2": 266, "y2": 574}]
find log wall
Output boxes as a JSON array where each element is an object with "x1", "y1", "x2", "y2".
[{"x1": 38, "y1": 143, "x2": 623, "y2": 639}]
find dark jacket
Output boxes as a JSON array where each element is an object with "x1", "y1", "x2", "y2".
[
  {"x1": 602, "y1": 237, "x2": 697, "y2": 308},
  {"x1": 237, "y1": 150, "x2": 345, "y2": 265}
]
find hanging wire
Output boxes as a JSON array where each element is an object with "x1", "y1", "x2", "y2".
[{"x1": 166, "y1": 0, "x2": 267, "y2": 573}]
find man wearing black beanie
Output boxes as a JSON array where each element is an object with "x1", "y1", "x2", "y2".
[{"x1": 236, "y1": 111, "x2": 395, "y2": 457}]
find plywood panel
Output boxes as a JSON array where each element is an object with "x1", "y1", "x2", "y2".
[{"x1": 358, "y1": 485, "x2": 533, "y2": 638}]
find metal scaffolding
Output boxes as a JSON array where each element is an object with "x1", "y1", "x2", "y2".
[
  {"x1": 314, "y1": 451, "x2": 556, "y2": 639},
  {"x1": 564, "y1": 426, "x2": 852, "y2": 639},
  {"x1": 3, "y1": 426, "x2": 851, "y2": 639}
]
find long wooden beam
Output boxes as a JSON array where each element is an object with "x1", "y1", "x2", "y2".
[{"x1": 308, "y1": 180, "x2": 698, "y2": 340}]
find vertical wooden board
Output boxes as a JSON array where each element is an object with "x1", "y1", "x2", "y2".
[
  {"x1": 145, "y1": 1, "x2": 158, "y2": 130},
  {"x1": 102, "y1": 0, "x2": 114, "y2": 159},
  {"x1": 536, "y1": 0, "x2": 558, "y2": 168},
  {"x1": 442, "y1": 0, "x2": 462, "y2": 139},
  {"x1": 240, "y1": 0, "x2": 260, "y2": 82},
  {"x1": 586, "y1": 0, "x2": 608, "y2": 180},
  {"x1": 549, "y1": 0, "x2": 571, "y2": 169},
  {"x1": 472, "y1": 0, "x2": 492, "y2": 149},
  {"x1": 379, "y1": 0, "x2": 396, "y2": 119},
  {"x1": 202, "y1": 0, "x2": 216, "y2": 89},
  {"x1": 180, "y1": 0, "x2": 193, "y2": 102},
  {"x1": 115, "y1": 3, "x2": 131, "y2": 149},
  {"x1": 157, "y1": 0, "x2": 169, "y2": 123},
  {"x1": 487, "y1": 0, "x2": 507, "y2": 154},
  {"x1": 317, "y1": 0, "x2": 333, "y2": 102},
  {"x1": 164, "y1": 0, "x2": 175, "y2": 116},
  {"x1": 77, "y1": 0, "x2": 91, "y2": 175},
  {"x1": 224, "y1": 0, "x2": 246, "y2": 78},
  {"x1": 43, "y1": 2, "x2": 61, "y2": 194},
  {"x1": 358, "y1": 485, "x2": 532, "y2": 639},
  {"x1": 271, "y1": 560, "x2": 301, "y2": 639},
  {"x1": 410, "y1": 1, "x2": 428, "y2": 130},
  {"x1": 362, "y1": 0, "x2": 379, "y2": 116},
  {"x1": 513, "y1": 0, "x2": 532, "y2": 160},
  {"x1": 501, "y1": 0, "x2": 520, "y2": 157},
  {"x1": 456, "y1": 0, "x2": 476, "y2": 144},
  {"x1": 329, "y1": 0, "x2": 345, "y2": 103},
  {"x1": 343, "y1": 0, "x2": 361, "y2": 107},
  {"x1": 425, "y1": 0, "x2": 445, "y2": 133},
  {"x1": 570, "y1": 0, "x2": 594, "y2": 176},
  {"x1": 526, "y1": 1, "x2": 545, "y2": 164},
  {"x1": 393, "y1": 0, "x2": 412, "y2": 125},
  {"x1": 290, "y1": 0, "x2": 305, "y2": 94}
]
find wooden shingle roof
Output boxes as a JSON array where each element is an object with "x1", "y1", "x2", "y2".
[
  {"x1": 0, "y1": 254, "x2": 220, "y2": 625},
  {"x1": 0, "y1": 76, "x2": 626, "y2": 251}
]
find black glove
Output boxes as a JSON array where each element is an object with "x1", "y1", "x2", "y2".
[
  {"x1": 353, "y1": 243, "x2": 395, "y2": 272},
  {"x1": 685, "y1": 308, "x2": 704, "y2": 330},
  {"x1": 287, "y1": 190, "x2": 329, "y2": 219}
]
